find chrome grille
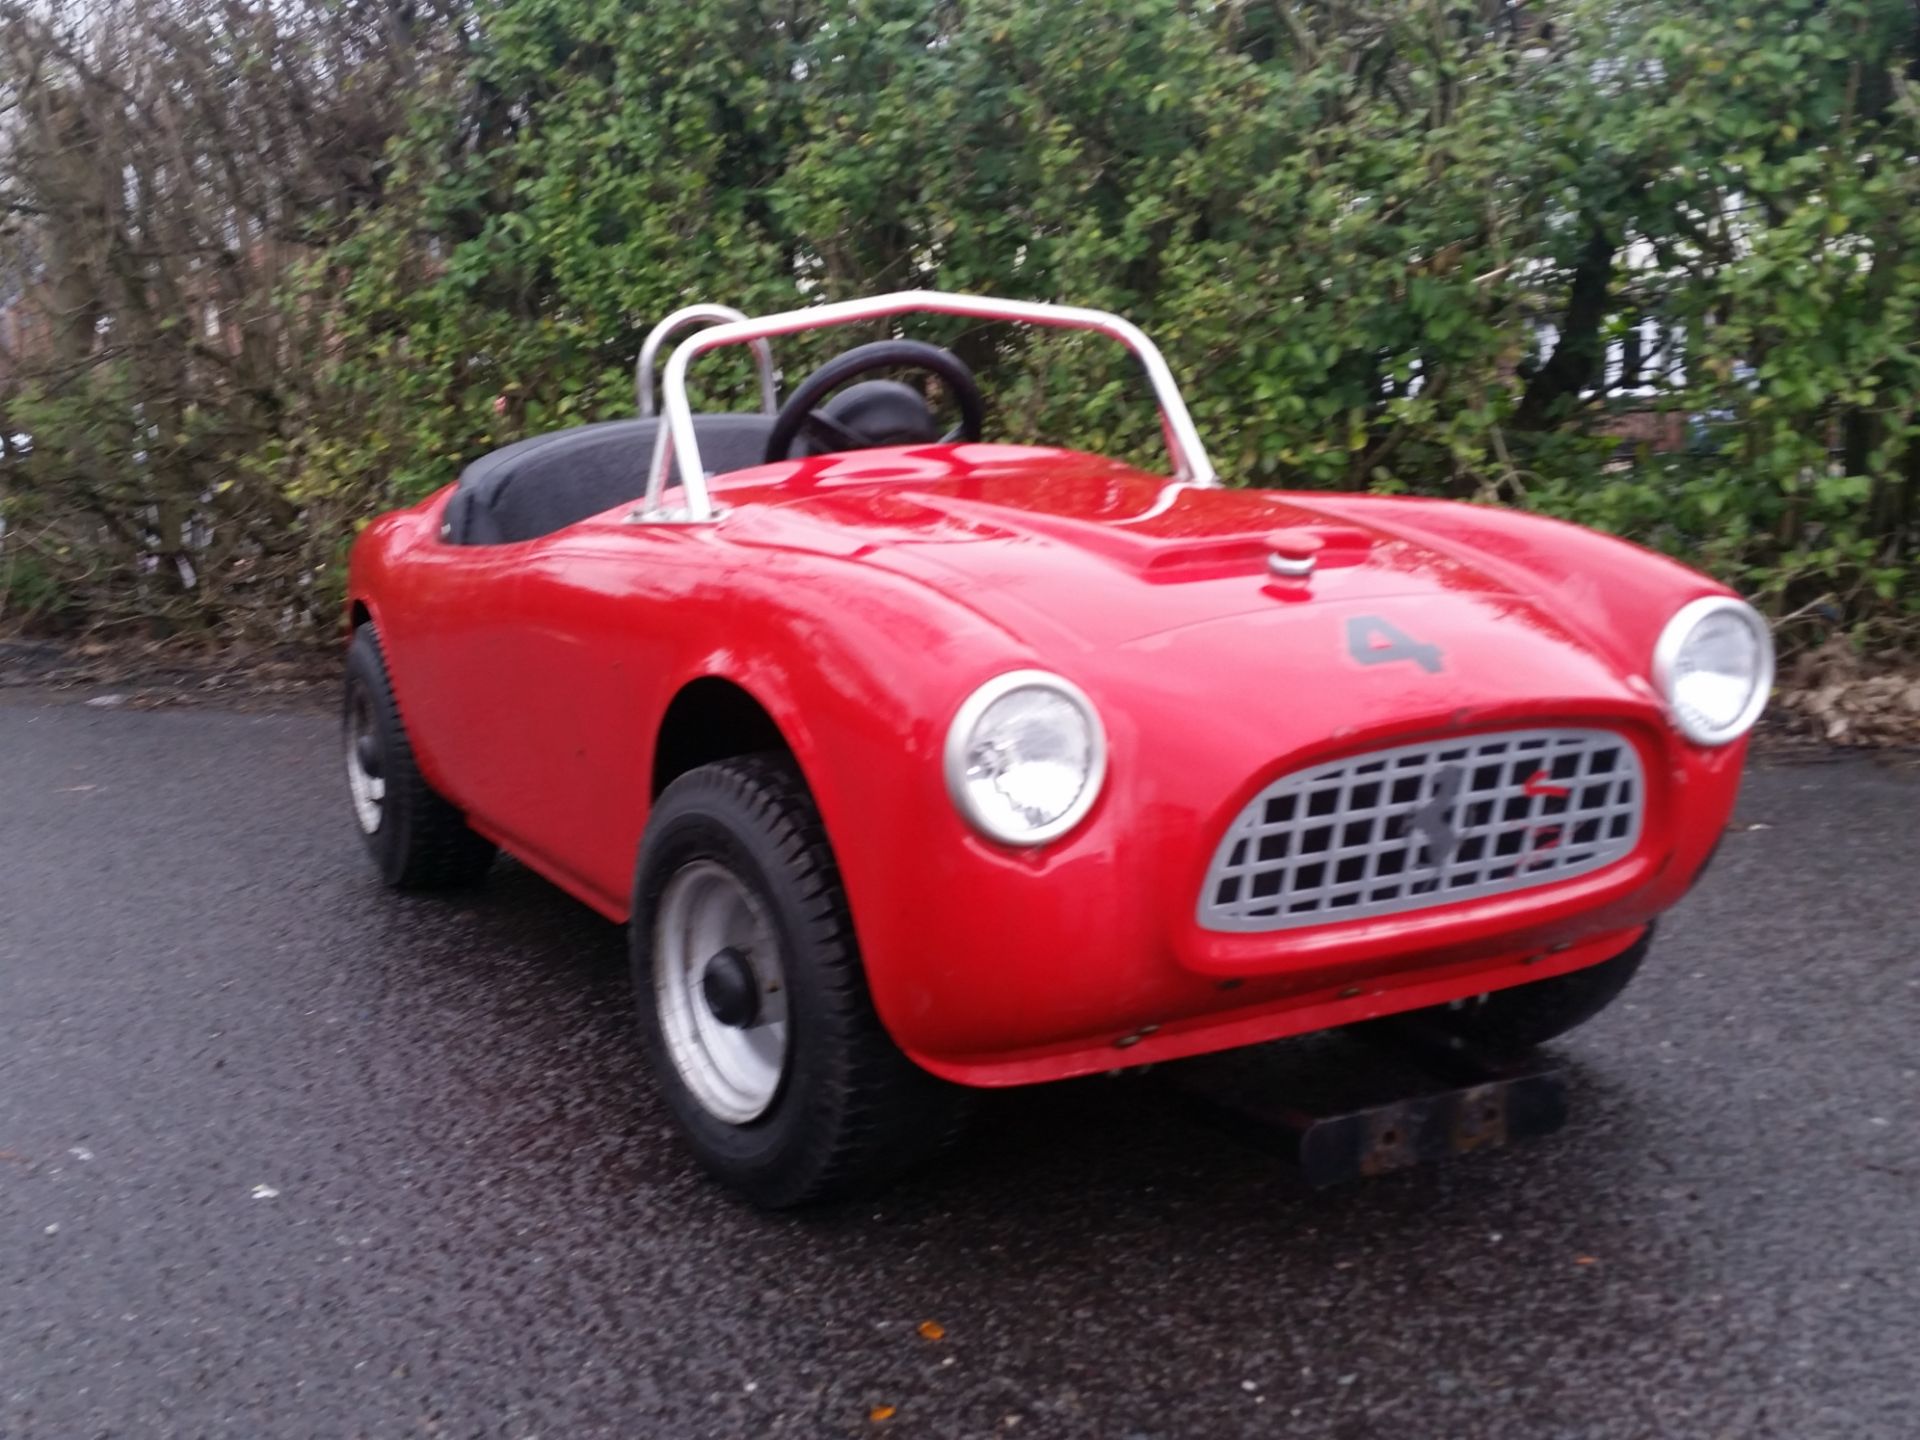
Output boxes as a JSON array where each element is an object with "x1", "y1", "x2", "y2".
[{"x1": 1199, "y1": 728, "x2": 1644, "y2": 932}]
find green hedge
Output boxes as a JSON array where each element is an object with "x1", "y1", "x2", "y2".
[{"x1": 8, "y1": 0, "x2": 1919, "y2": 645}]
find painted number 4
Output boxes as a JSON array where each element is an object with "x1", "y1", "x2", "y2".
[{"x1": 1346, "y1": 615, "x2": 1444, "y2": 674}]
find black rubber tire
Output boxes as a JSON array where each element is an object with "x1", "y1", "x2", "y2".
[
  {"x1": 343, "y1": 625, "x2": 497, "y2": 890},
  {"x1": 632, "y1": 754, "x2": 966, "y2": 1208},
  {"x1": 1411, "y1": 924, "x2": 1656, "y2": 1058}
]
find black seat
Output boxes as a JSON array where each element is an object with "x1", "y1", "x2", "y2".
[{"x1": 442, "y1": 414, "x2": 775, "y2": 545}]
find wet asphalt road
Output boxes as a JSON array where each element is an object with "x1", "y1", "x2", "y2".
[{"x1": 0, "y1": 694, "x2": 1915, "y2": 1440}]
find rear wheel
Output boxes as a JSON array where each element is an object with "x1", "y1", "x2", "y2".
[
  {"x1": 1406, "y1": 925, "x2": 1655, "y2": 1058},
  {"x1": 632, "y1": 754, "x2": 964, "y2": 1208},
  {"x1": 343, "y1": 625, "x2": 496, "y2": 889}
]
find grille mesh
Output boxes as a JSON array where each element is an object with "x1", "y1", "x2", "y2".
[{"x1": 1198, "y1": 728, "x2": 1644, "y2": 933}]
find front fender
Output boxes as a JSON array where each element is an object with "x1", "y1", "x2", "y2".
[{"x1": 1303, "y1": 495, "x2": 1740, "y2": 682}]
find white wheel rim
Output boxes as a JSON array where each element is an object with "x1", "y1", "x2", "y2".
[
  {"x1": 345, "y1": 688, "x2": 386, "y2": 835},
  {"x1": 653, "y1": 859, "x2": 790, "y2": 1124}
]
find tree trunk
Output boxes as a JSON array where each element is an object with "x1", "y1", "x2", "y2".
[{"x1": 1513, "y1": 220, "x2": 1616, "y2": 432}]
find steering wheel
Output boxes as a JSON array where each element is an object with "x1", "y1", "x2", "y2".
[{"x1": 763, "y1": 339, "x2": 986, "y2": 464}]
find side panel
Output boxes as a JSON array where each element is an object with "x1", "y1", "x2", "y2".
[
  {"x1": 484, "y1": 528, "x2": 708, "y2": 913},
  {"x1": 348, "y1": 492, "x2": 530, "y2": 813}
]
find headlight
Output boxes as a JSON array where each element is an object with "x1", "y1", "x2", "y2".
[
  {"x1": 944, "y1": 670, "x2": 1107, "y2": 845},
  {"x1": 1653, "y1": 596, "x2": 1774, "y2": 745}
]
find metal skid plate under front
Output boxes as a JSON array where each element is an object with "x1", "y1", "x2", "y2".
[{"x1": 1168, "y1": 1019, "x2": 1571, "y2": 1187}]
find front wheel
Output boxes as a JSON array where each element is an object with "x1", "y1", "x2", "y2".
[{"x1": 632, "y1": 755, "x2": 965, "y2": 1208}]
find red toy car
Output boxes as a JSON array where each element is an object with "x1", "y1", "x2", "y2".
[{"x1": 343, "y1": 291, "x2": 1772, "y2": 1206}]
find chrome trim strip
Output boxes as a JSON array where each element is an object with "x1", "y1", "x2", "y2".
[
  {"x1": 634, "y1": 304, "x2": 778, "y2": 419},
  {"x1": 638, "y1": 289, "x2": 1219, "y2": 522}
]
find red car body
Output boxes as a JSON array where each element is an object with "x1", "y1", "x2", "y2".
[{"x1": 348, "y1": 440, "x2": 1744, "y2": 1087}]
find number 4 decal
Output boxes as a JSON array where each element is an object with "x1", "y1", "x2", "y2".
[{"x1": 1346, "y1": 615, "x2": 1444, "y2": 674}]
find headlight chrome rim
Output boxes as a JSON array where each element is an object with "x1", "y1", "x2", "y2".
[
  {"x1": 944, "y1": 669, "x2": 1108, "y2": 846},
  {"x1": 1652, "y1": 595, "x2": 1775, "y2": 746}
]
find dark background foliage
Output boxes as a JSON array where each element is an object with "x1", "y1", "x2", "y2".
[{"x1": 2, "y1": 0, "x2": 1916, "y2": 651}]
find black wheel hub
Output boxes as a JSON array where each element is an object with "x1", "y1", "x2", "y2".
[{"x1": 700, "y1": 946, "x2": 760, "y2": 1029}]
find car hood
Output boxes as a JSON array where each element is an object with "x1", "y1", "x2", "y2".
[{"x1": 717, "y1": 444, "x2": 1600, "y2": 659}]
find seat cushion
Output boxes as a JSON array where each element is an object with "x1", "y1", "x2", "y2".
[{"x1": 442, "y1": 414, "x2": 775, "y2": 545}]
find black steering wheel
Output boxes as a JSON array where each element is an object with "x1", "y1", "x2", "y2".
[{"x1": 763, "y1": 339, "x2": 986, "y2": 464}]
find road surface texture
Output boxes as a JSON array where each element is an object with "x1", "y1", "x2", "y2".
[{"x1": 2, "y1": 693, "x2": 1915, "y2": 1439}]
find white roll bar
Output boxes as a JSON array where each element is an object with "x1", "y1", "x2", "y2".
[
  {"x1": 634, "y1": 304, "x2": 778, "y2": 419},
  {"x1": 635, "y1": 290, "x2": 1219, "y2": 521}
]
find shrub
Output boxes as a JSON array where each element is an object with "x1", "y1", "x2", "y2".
[{"x1": 4, "y1": 0, "x2": 1916, "y2": 647}]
